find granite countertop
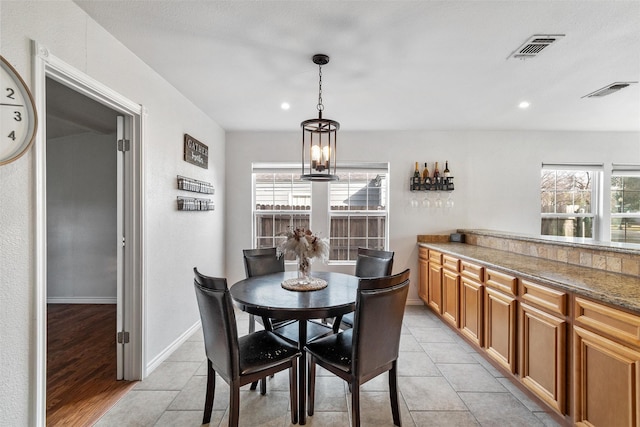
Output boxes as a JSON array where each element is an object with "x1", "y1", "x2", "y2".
[{"x1": 419, "y1": 242, "x2": 640, "y2": 314}]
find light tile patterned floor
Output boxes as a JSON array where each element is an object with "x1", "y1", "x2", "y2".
[{"x1": 95, "y1": 306, "x2": 563, "y2": 426}]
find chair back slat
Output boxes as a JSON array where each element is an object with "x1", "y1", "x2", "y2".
[
  {"x1": 354, "y1": 247, "x2": 394, "y2": 278},
  {"x1": 352, "y1": 269, "x2": 410, "y2": 377},
  {"x1": 193, "y1": 268, "x2": 239, "y2": 380},
  {"x1": 243, "y1": 248, "x2": 285, "y2": 278}
]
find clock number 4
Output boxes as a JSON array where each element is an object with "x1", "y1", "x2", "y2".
[
  {"x1": 6, "y1": 87, "x2": 15, "y2": 99},
  {"x1": 8, "y1": 131, "x2": 16, "y2": 141}
]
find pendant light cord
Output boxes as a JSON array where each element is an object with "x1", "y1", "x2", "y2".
[{"x1": 317, "y1": 64, "x2": 324, "y2": 113}]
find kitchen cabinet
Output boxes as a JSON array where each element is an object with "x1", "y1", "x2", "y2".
[
  {"x1": 418, "y1": 242, "x2": 640, "y2": 425},
  {"x1": 459, "y1": 260, "x2": 484, "y2": 346},
  {"x1": 442, "y1": 254, "x2": 460, "y2": 327},
  {"x1": 519, "y1": 279, "x2": 568, "y2": 414},
  {"x1": 427, "y1": 250, "x2": 443, "y2": 314},
  {"x1": 418, "y1": 247, "x2": 429, "y2": 303},
  {"x1": 573, "y1": 297, "x2": 640, "y2": 427},
  {"x1": 484, "y1": 268, "x2": 517, "y2": 374}
]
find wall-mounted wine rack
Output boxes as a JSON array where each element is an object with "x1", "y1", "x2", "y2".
[{"x1": 409, "y1": 176, "x2": 455, "y2": 191}]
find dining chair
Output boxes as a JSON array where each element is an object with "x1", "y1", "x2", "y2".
[
  {"x1": 242, "y1": 248, "x2": 290, "y2": 333},
  {"x1": 193, "y1": 267, "x2": 300, "y2": 426},
  {"x1": 243, "y1": 247, "x2": 334, "y2": 345},
  {"x1": 305, "y1": 269, "x2": 410, "y2": 427},
  {"x1": 333, "y1": 247, "x2": 395, "y2": 332}
]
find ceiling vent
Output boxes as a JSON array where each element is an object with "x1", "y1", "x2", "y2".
[
  {"x1": 582, "y1": 82, "x2": 637, "y2": 98},
  {"x1": 508, "y1": 34, "x2": 565, "y2": 60}
]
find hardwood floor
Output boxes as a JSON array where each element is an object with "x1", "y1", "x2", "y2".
[{"x1": 47, "y1": 304, "x2": 136, "y2": 426}]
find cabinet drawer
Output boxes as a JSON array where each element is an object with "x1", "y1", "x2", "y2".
[
  {"x1": 461, "y1": 261, "x2": 483, "y2": 282},
  {"x1": 485, "y1": 268, "x2": 517, "y2": 296},
  {"x1": 574, "y1": 297, "x2": 640, "y2": 348},
  {"x1": 521, "y1": 279, "x2": 567, "y2": 316},
  {"x1": 429, "y1": 250, "x2": 442, "y2": 264},
  {"x1": 419, "y1": 246, "x2": 429, "y2": 260},
  {"x1": 443, "y1": 254, "x2": 460, "y2": 271}
]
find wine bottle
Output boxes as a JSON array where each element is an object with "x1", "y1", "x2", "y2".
[
  {"x1": 422, "y1": 162, "x2": 430, "y2": 182},
  {"x1": 433, "y1": 161, "x2": 440, "y2": 182},
  {"x1": 412, "y1": 162, "x2": 421, "y2": 190},
  {"x1": 444, "y1": 160, "x2": 450, "y2": 178}
]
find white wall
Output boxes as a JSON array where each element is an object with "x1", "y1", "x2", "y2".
[
  {"x1": 0, "y1": 2, "x2": 225, "y2": 424},
  {"x1": 226, "y1": 130, "x2": 640, "y2": 303},
  {"x1": 47, "y1": 132, "x2": 118, "y2": 302}
]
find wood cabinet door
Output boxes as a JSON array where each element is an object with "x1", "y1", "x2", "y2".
[
  {"x1": 574, "y1": 326, "x2": 640, "y2": 427},
  {"x1": 418, "y1": 257, "x2": 429, "y2": 303},
  {"x1": 485, "y1": 287, "x2": 517, "y2": 373},
  {"x1": 442, "y1": 268, "x2": 460, "y2": 328},
  {"x1": 460, "y1": 276, "x2": 483, "y2": 346},
  {"x1": 520, "y1": 303, "x2": 567, "y2": 414},
  {"x1": 428, "y1": 262, "x2": 443, "y2": 314}
]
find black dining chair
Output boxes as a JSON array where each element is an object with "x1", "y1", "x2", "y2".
[
  {"x1": 242, "y1": 248, "x2": 291, "y2": 333},
  {"x1": 305, "y1": 269, "x2": 410, "y2": 427},
  {"x1": 193, "y1": 268, "x2": 300, "y2": 426},
  {"x1": 333, "y1": 247, "x2": 395, "y2": 332},
  {"x1": 244, "y1": 247, "x2": 334, "y2": 345}
]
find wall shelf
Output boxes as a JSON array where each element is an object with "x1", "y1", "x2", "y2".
[
  {"x1": 177, "y1": 197, "x2": 215, "y2": 211},
  {"x1": 177, "y1": 175, "x2": 214, "y2": 194}
]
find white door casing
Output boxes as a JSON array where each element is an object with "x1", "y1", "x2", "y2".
[{"x1": 32, "y1": 40, "x2": 145, "y2": 426}]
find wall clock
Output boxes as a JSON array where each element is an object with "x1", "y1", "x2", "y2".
[{"x1": 1, "y1": 55, "x2": 38, "y2": 166}]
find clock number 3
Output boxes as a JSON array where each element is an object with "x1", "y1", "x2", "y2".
[
  {"x1": 13, "y1": 111, "x2": 22, "y2": 121},
  {"x1": 6, "y1": 87, "x2": 15, "y2": 99}
]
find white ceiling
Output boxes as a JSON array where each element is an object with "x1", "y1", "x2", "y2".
[{"x1": 74, "y1": 0, "x2": 640, "y2": 132}]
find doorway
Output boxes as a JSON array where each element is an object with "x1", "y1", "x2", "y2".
[
  {"x1": 45, "y1": 78, "x2": 134, "y2": 425},
  {"x1": 33, "y1": 43, "x2": 144, "y2": 427}
]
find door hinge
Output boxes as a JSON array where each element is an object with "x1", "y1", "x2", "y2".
[
  {"x1": 117, "y1": 139, "x2": 130, "y2": 152},
  {"x1": 117, "y1": 331, "x2": 130, "y2": 344}
]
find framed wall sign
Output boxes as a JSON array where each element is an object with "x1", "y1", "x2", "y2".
[{"x1": 184, "y1": 134, "x2": 208, "y2": 169}]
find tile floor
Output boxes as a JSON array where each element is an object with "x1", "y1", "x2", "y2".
[{"x1": 95, "y1": 305, "x2": 563, "y2": 426}]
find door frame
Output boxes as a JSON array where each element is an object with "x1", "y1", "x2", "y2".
[{"x1": 31, "y1": 40, "x2": 145, "y2": 426}]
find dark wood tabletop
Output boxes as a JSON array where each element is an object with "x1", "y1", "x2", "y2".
[{"x1": 230, "y1": 271, "x2": 358, "y2": 321}]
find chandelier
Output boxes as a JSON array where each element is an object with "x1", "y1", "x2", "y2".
[{"x1": 300, "y1": 54, "x2": 340, "y2": 181}]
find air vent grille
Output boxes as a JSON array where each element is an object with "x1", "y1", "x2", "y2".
[
  {"x1": 508, "y1": 34, "x2": 565, "y2": 59},
  {"x1": 583, "y1": 82, "x2": 637, "y2": 98}
]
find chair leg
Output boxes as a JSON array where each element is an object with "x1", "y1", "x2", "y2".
[
  {"x1": 260, "y1": 377, "x2": 267, "y2": 395},
  {"x1": 307, "y1": 355, "x2": 316, "y2": 416},
  {"x1": 248, "y1": 313, "x2": 256, "y2": 333},
  {"x1": 389, "y1": 361, "x2": 401, "y2": 426},
  {"x1": 289, "y1": 360, "x2": 298, "y2": 425},
  {"x1": 351, "y1": 380, "x2": 360, "y2": 427},
  {"x1": 202, "y1": 360, "x2": 216, "y2": 425},
  {"x1": 250, "y1": 380, "x2": 258, "y2": 390},
  {"x1": 229, "y1": 380, "x2": 240, "y2": 427}
]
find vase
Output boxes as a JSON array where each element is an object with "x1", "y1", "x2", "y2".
[{"x1": 297, "y1": 255, "x2": 311, "y2": 284}]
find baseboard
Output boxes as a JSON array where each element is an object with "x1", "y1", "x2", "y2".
[
  {"x1": 406, "y1": 297, "x2": 424, "y2": 305},
  {"x1": 145, "y1": 320, "x2": 202, "y2": 375},
  {"x1": 47, "y1": 297, "x2": 117, "y2": 304}
]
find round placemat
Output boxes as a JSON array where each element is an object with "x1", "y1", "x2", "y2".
[{"x1": 281, "y1": 277, "x2": 328, "y2": 291}]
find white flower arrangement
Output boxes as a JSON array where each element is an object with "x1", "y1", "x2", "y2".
[{"x1": 276, "y1": 227, "x2": 330, "y2": 274}]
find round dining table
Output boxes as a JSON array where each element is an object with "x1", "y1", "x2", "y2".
[{"x1": 230, "y1": 270, "x2": 358, "y2": 425}]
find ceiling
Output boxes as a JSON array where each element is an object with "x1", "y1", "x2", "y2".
[{"x1": 73, "y1": 0, "x2": 640, "y2": 132}]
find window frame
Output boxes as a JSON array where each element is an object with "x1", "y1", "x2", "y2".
[
  {"x1": 252, "y1": 162, "x2": 390, "y2": 264},
  {"x1": 540, "y1": 163, "x2": 603, "y2": 240}
]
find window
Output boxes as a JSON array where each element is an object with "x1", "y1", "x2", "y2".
[
  {"x1": 329, "y1": 171, "x2": 387, "y2": 261},
  {"x1": 253, "y1": 170, "x2": 311, "y2": 258},
  {"x1": 540, "y1": 164, "x2": 602, "y2": 239},
  {"x1": 253, "y1": 163, "x2": 389, "y2": 262},
  {"x1": 611, "y1": 165, "x2": 640, "y2": 243}
]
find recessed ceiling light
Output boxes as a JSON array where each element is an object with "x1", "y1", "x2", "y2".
[
  {"x1": 519, "y1": 101, "x2": 530, "y2": 109},
  {"x1": 281, "y1": 102, "x2": 290, "y2": 110}
]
